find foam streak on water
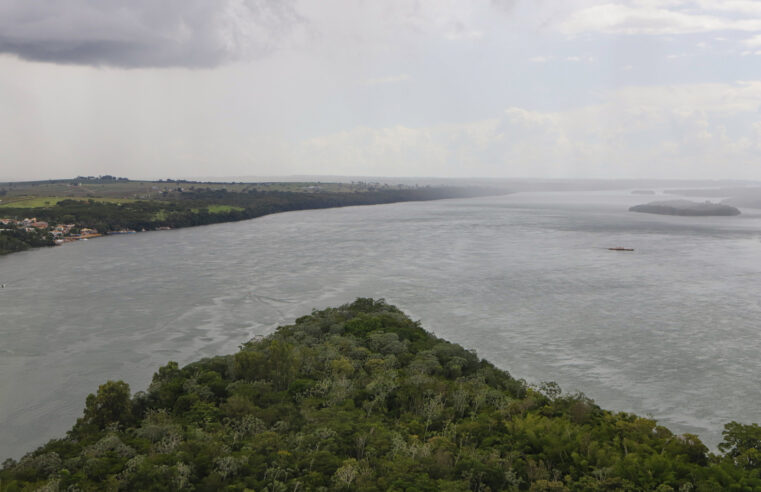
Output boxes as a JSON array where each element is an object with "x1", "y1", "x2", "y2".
[{"x1": 1, "y1": 190, "x2": 760, "y2": 458}]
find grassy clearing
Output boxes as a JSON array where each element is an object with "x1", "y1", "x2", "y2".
[
  {"x1": 0, "y1": 179, "x2": 376, "y2": 201},
  {"x1": 0, "y1": 196, "x2": 138, "y2": 208},
  {"x1": 150, "y1": 205, "x2": 244, "y2": 221},
  {"x1": 191, "y1": 205, "x2": 245, "y2": 213},
  {"x1": 151, "y1": 210, "x2": 168, "y2": 221}
]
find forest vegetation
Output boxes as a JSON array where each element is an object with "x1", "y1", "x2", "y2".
[
  {"x1": 2, "y1": 299, "x2": 760, "y2": 491},
  {"x1": 0, "y1": 228, "x2": 55, "y2": 255}
]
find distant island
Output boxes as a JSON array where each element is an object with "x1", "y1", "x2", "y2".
[
  {"x1": 630, "y1": 199, "x2": 741, "y2": 216},
  {"x1": 0, "y1": 176, "x2": 508, "y2": 256},
  {"x1": 631, "y1": 189, "x2": 656, "y2": 195},
  {"x1": 2, "y1": 299, "x2": 760, "y2": 490}
]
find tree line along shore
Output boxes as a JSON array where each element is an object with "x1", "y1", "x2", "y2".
[
  {"x1": 1, "y1": 299, "x2": 760, "y2": 491},
  {"x1": 0, "y1": 177, "x2": 506, "y2": 256}
]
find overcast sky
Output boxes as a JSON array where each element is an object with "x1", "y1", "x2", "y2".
[{"x1": 2, "y1": 0, "x2": 761, "y2": 181}]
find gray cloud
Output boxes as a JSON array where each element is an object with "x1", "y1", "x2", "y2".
[
  {"x1": 490, "y1": 0, "x2": 518, "y2": 13},
  {"x1": 0, "y1": 0, "x2": 301, "y2": 68}
]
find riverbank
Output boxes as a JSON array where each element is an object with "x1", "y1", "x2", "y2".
[{"x1": 0, "y1": 178, "x2": 509, "y2": 256}]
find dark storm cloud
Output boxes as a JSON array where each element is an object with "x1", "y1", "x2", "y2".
[{"x1": 0, "y1": 0, "x2": 301, "y2": 68}]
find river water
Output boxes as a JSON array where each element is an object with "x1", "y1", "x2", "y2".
[{"x1": 1, "y1": 190, "x2": 760, "y2": 459}]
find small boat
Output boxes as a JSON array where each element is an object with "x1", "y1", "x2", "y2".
[{"x1": 608, "y1": 247, "x2": 634, "y2": 251}]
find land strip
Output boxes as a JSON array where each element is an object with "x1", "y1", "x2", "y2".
[{"x1": 0, "y1": 176, "x2": 507, "y2": 255}]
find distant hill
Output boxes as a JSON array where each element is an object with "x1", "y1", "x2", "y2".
[
  {"x1": 2, "y1": 299, "x2": 760, "y2": 491},
  {"x1": 630, "y1": 199, "x2": 741, "y2": 216},
  {"x1": 665, "y1": 187, "x2": 761, "y2": 209}
]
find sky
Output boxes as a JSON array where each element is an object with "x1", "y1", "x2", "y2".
[{"x1": 2, "y1": 0, "x2": 761, "y2": 181}]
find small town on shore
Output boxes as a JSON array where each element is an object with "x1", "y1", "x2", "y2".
[{"x1": 0, "y1": 216, "x2": 140, "y2": 245}]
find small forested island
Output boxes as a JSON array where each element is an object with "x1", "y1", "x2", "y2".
[
  {"x1": 0, "y1": 177, "x2": 506, "y2": 256},
  {"x1": 629, "y1": 199, "x2": 741, "y2": 216},
  {"x1": 630, "y1": 190, "x2": 656, "y2": 195},
  {"x1": 2, "y1": 299, "x2": 760, "y2": 491}
]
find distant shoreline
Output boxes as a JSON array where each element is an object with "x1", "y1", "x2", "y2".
[{"x1": 0, "y1": 179, "x2": 509, "y2": 256}]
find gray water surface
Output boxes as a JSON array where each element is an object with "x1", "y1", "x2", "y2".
[{"x1": 2, "y1": 190, "x2": 760, "y2": 459}]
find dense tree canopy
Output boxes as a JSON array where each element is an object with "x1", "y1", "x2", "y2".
[
  {"x1": 2, "y1": 299, "x2": 760, "y2": 491},
  {"x1": 0, "y1": 228, "x2": 54, "y2": 255}
]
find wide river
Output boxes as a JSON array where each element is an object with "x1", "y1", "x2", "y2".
[{"x1": 2, "y1": 190, "x2": 760, "y2": 459}]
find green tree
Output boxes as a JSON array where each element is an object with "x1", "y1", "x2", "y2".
[
  {"x1": 719, "y1": 421, "x2": 761, "y2": 469},
  {"x1": 78, "y1": 380, "x2": 133, "y2": 430}
]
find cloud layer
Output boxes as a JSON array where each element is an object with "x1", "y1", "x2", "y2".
[
  {"x1": 0, "y1": 0, "x2": 301, "y2": 68},
  {"x1": 559, "y1": 1, "x2": 761, "y2": 36},
  {"x1": 291, "y1": 82, "x2": 761, "y2": 179},
  {"x1": 2, "y1": 1, "x2": 761, "y2": 180}
]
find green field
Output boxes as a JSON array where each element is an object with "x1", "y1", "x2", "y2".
[
  {"x1": 151, "y1": 205, "x2": 244, "y2": 221},
  {"x1": 192, "y1": 205, "x2": 245, "y2": 213},
  {"x1": 0, "y1": 196, "x2": 138, "y2": 208},
  {"x1": 0, "y1": 178, "x2": 381, "y2": 203}
]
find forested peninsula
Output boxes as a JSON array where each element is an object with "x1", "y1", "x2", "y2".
[
  {"x1": 3, "y1": 299, "x2": 760, "y2": 491},
  {"x1": 0, "y1": 177, "x2": 505, "y2": 256},
  {"x1": 629, "y1": 200, "x2": 741, "y2": 217}
]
